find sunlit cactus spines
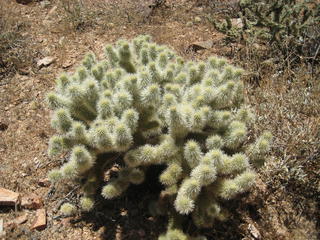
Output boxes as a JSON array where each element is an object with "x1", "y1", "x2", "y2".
[
  {"x1": 47, "y1": 35, "x2": 272, "y2": 239},
  {"x1": 60, "y1": 203, "x2": 77, "y2": 216}
]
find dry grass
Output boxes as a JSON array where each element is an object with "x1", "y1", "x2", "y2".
[
  {"x1": 0, "y1": 1, "x2": 36, "y2": 80},
  {"x1": 55, "y1": 0, "x2": 165, "y2": 33},
  {"x1": 237, "y1": 34, "x2": 320, "y2": 240},
  {"x1": 204, "y1": 1, "x2": 320, "y2": 236},
  {"x1": 56, "y1": 0, "x2": 101, "y2": 31},
  {"x1": 248, "y1": 66, "x2": 319, "y2": 188}
]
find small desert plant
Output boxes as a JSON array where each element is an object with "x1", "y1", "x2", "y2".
[
  {"x1": 210, "y1": 0, "x2": 320, "y2": 63},
  {"x1": 56, "y1": 0, "x2": 165, "y2": 32},
  {"x1": 58, "y1": 0, "x2": 95, "y2": 31},
  {"x1": 47, "y1": 35, "x2": 272, "y2": 239},
  {"x1": 0, "y1": 2, "x2": 34, "y2": 78}
]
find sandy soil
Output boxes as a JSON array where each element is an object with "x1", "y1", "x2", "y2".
[{"x1": 0, "y1": 0, "x2": 319, "y2": 239}]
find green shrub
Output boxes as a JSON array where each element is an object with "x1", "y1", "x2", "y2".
[{"x1": 47, "y1": 35, "x2": 272, "y2": 239}]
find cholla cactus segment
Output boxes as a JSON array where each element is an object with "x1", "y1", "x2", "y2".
[
  {"x1": 101, "y1": 179, "x2": 129, "y2": 199},
  {"x1": 80, "y1": 197, "x2": 95, "y2": 212},
  {"x1": 160, "y1": 163, "x2": 183, "y2": 186},
  {"x1": 61, "y1": 161, "x2": 78, "y2": 179},
  {"x1": 174, "y1": 195, "x2": 195, "y2": 215},
  {"x1": 70, "y1": 145, "x2": 94, "y2": 173},
  {"x1": 158, "y1": 229, "x2": 188, "y2": 240},
  {"x1": 48, "y1": 169, "x2": 63, "y2": 183},
  {"x1": 179, "y1": 178, "x2": 201, "y2": 200},
  {"x1": 206, "y1": 135, "x2": 224, "y2": 150},
  {"x1": 60, "y1": 203, "x2": 77, "y2": 216},
  {"x1": 47, "y1": 35, "x2": 272, "y2": 238},
  {"x1": 219, "y1": 153, "x2": 249, "y2": 175},
  {"x1": 48, "y1": 135, "x2": 66, "y2": 157},
  {"x1": 247, "y1": 131, "x2": 273, "y2": 166},
  {"x1": 184, "y1": 140, "x2": 203, "y2": 168},
  {"x1": 224, "y1": 121, "x2": 247, "y2": 149},
  {"x1": 190, "y1": 164, "x2": 217, "y2": 186},
  {"x1": 216, "y1": 170, "x2": 256, "y2": 200},
  {"x1": 51, "y1": 108, "x2": 73, "y2": 133}
]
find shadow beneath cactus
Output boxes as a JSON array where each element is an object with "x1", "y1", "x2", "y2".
[
  {"x1": 198, "y1": 198, "x2": 253, "y2": 240},
  {"x1": 78, "y1": 164, "x2": 257, "y2": 240},
  {"x1": 80, "y1": 165, "x2": 168, "y2": 240}
]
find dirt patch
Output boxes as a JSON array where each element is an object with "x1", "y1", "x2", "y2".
[{"x1": 0, "y1": 0, "x2": 319, "y2": 240}]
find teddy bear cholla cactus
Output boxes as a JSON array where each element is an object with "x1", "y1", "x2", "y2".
[{"x1": 47, "y1": 35, "x2": 271, "y2": 239}]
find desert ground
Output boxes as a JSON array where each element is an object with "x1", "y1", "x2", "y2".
[{"x1": 0, "y1": 0, "x2": 319, "y2": 239}]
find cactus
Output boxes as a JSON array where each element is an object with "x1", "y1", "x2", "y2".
[
  {"x1": 60, "y1": 203, "x2": 77, "y2": 216},
  {"x1": 47, "y1": 35, "x2": 272, "y2": 239},
  {"x1": 210, "y1": 0, "x2": 320, "y2": 59},
  {"x1": 240, "y1": 0, "x2": 319, "y2": 45}
]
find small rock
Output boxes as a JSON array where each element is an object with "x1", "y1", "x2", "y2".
[
  {"x1": 14, "y1": 214, "x2": 28, "y2": 225},
  {"x1": 21, "y1": 194, "x2": 43, "y2": 210},
  {"x1": 38, "y1": 178, "x2": 50, "y2": 187},
  {"x1": 4, "y1": 213, "x2": 28, "y2": 229},
  {"x1": 60, "y1": 217, "x2": 72, "y2": 227},
  {"x1": 194, "y1": 16, "x2": 201, "y2": 23},
  {"x1": 37, "y1": 57, "x2": 56, "y2": 68},
  {"x1": 120, "y1": 209, "x2": 128, "y2": 216},
  {"x1": 194, "y1": 40, "x2": 214, "y2": 49},
  {"x1": 0, "y1": 188, "x2": 20, "y2": 206},
  {"x1": 31, "y1": 209, "x2": 46, "y2": 230},
  {"x1": 107, "y1": 23, "x2": 115, "y2": 28},
  {"x1": 248, "y1": 224, "x2": 261, "y2": 239},
  {"x1": 188, "y1": 40, "x2": 214, "y2": 52},
  {"x1": 62, "y1": 59, "x2": 74, "y2": 69}
]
